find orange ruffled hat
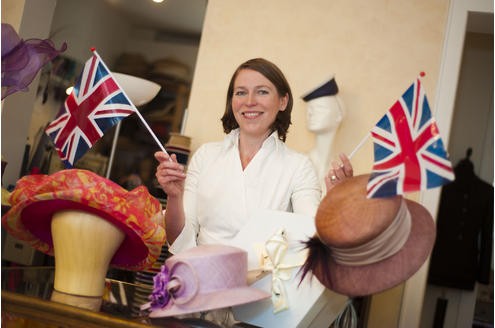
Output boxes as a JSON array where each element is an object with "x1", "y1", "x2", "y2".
[{"x1": 2, "y1": 169, "x2": 165, "y2": 271}]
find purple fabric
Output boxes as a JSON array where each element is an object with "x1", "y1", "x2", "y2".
[
  {"x1": 150, "y1": 265, "x2": 172, "y2": 309},
  {"x1": 1, "y1": 23, "x2": 67, "y2": 99}
]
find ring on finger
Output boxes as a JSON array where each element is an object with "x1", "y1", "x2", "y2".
[{"x1": 330, "y1": 175, "x2": 337, "y2": 182}]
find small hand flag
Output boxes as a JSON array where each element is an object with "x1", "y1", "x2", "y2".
[
  {"x1": 45, "y1": 53, "x2": 136, "y2": 167},
  {"x1": 366, "y1": 77, "x2": 455, "y2": 198}
]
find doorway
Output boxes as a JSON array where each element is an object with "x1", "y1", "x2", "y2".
[{"x1": 419, "y1": 10, "x2": 494, "y2": 328}]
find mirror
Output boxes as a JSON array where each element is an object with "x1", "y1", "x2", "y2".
[{"x1": 25, "y1": 0, "x2": 207, "y2": 199}]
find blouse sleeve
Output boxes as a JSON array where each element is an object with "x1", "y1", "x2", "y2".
[
  {"x1": 290, "y1": 156, "x2": 321, "y2": 217},
  {"x1": 168, "y1": 145, "x2": 206, "y2": 254}
]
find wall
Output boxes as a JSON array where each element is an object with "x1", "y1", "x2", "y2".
[
  {"x1": 184, "y1": 1, "x2": 449, "y2": 327},
  {"x1": 185, "y1": 0, "x2": 449, "y2": 178}
]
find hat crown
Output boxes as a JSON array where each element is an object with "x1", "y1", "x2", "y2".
[
  {"x1": 302, "y1": 77, "x2": 339, "y2": 102},
  {"x1": 168, "y1": 245, "x2": 247, "y2": 298},
  {"x1": 303, "y1": 174, "x2": 436, "y2": 297},
  {"x1": 316, "y1": 175, "x2": 402, "y2": 248}
]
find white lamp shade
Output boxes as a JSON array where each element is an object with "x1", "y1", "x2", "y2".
[{"x1": 112, "y1": 72, "x2": 161, "y2": 107}]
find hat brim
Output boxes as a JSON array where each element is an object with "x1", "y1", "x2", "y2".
[
  {"x1": 313, "y1": 199, "x2": 435, "y2": 297},
  {"x1": 149, "y1": 287, "x2": 270, "y2": 318}
]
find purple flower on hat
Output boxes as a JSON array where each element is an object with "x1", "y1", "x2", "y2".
[{"x1": 150, "y1": 265, "x2": 171, "y2": 309}]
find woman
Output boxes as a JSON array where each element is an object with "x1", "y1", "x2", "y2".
[{"x1": 155, "y1": 58, "x2": 352, "y2": 254}]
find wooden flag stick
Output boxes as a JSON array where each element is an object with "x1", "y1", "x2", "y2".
[{"x1": 91, "y1": 48, "x2": 169, "y2": 157}]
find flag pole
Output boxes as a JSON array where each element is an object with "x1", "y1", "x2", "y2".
[
  {"x1": 91, "y1": 48, "x2": 169, "y2": 156},
  {"x1": 105, "y1": 121, "x2": 121, "y2": 178},
  {"x1": 348, "y1": 132, "x2": 369, "y2": 159}
]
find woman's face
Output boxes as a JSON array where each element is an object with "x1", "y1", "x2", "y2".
[
  {"x1": 306, "y1": 96, "x2": 343, "y2": 133},
  {"x1": 231, "y1": 69, "x2": 288, "y2": 138}
]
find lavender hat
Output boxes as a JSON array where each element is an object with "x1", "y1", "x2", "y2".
[
  {"x1": 1, "y1": 23, "x2": 67, "y2": 99},
  {"x1": 142, "y1": 244, "x2": 270, "y2": 317}
]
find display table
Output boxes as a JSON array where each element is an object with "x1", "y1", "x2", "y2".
[
  {"x1": 1, "y1": 266, "x2": 239, "y2": 328},
  {"x1": 2, "y1": 266, "x2": 157, "y2": 327},
  {"x1": 2, "y1": 291, "x2": 157, "y2": 328}
]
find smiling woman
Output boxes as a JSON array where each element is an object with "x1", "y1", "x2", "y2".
[
  {"x1": 153, "y1": 57, "x2": 353, "y2": 326},
  {"x1": 154, "y1": 57, "x2": 354, "y2": 252}
]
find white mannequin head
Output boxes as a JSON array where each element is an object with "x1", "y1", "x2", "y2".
[
  {"x1": 305, "y1": 95, "x2": 345, "y2": 134},
  {"x1": 302, "y1": 76, "x2": 346, "y2": 189}
]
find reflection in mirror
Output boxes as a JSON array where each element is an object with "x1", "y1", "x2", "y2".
[{"x1": 25, "y1": 0, "x2": 207, "y2": 200}]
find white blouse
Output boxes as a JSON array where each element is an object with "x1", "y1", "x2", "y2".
[{"x1": 169, "y1": 129, "x2": 321, "y2": 254}]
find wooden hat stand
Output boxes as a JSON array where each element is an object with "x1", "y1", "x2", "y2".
[{"x1": 49, "y1": 210, "x2": 125, "y2": 311}]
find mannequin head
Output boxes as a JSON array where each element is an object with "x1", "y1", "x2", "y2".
[
  {"x1": 302, "y1": 77, "x2": 345, "y2": 135},
  {"x1": 301, "y1": 77, "x2": 346, "y2": 187},
  {"x1": 306, "y1": 95, "x2": 345, "y2": 134}
]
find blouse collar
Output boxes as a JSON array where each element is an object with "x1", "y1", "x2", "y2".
[{"x1": 223, "y1": 129, "x2": 280, "y2": 151}]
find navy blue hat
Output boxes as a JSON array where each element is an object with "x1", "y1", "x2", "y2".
[{"x1": 302, "y1": 77, "x2": 339, "y2": 102}]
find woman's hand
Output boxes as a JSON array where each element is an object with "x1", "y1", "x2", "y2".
[
  {"x1": 154, "y1": 151, "x2": 186, "y2": 198},
  {"x1": 324, "y1": 153, "x2": 353, "y2": 192}
]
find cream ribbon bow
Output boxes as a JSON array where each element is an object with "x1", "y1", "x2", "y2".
[{"x1": 260, "y1": 228, "x2": 306, "y2": 313}]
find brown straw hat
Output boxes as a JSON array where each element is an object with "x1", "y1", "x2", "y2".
[{"x1": 301, "y1": 174, "x2": 436, "y2": 297}]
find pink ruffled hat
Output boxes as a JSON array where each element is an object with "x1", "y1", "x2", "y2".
[{"x1": 1, "y1": 169, "x2": 165, "y2": 270}]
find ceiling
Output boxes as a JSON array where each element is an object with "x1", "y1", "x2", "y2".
[{"x1": 105, "y1": 0, "x2": 208, "y2": 38}]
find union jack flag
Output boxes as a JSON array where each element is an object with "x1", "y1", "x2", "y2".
[
  {"x1": 45, "y1": 53, "x2": 136, "y2": 167},
  {"x1": 366, "y1": 78, "x2": 455, "y2": 198}
]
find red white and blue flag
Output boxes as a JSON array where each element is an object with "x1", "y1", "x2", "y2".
[
  {"x1": 366, "y1": 78, "x2": 455, "y2": 198},
  {"x1": 45, "y1": 54, "x2": 136, "y2": 167}
]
